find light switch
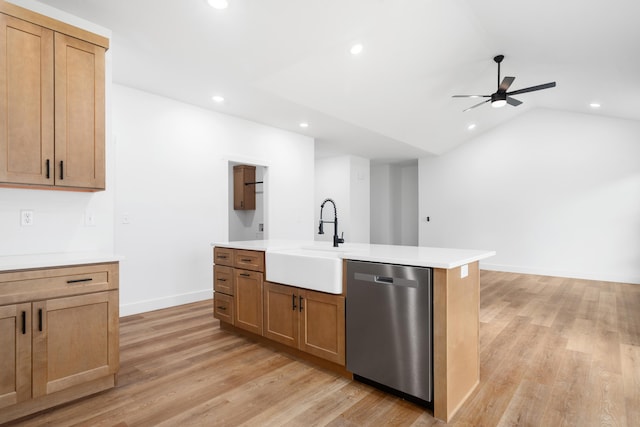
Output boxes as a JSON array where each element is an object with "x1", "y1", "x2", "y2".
[
  {"x1": 85, "y1": 211, "x2": 96, "y2": 226},
  {"x1": 461, "y1": 264, "x2": 469, "y2": 278}
]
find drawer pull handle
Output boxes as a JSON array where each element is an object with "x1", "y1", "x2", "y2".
[
  {"x1": 21, "y1": 311, "x2": 26, "y2": 334},
  {"x1": 216, "y1": 306, "x2": 227, "y2": 311},
  {"x1": 240, "y1": 258, "x2": 252, "y2": 262},
  {"x1": 218, "y1": 255, "x2": 228, "y2": 259},
  {"x1": 240, "y1": 273, "x2": 250, "y2": 277},
  {"x1": 217, "y1": 278, "x2": 227, "y2": 282},
  {"x1": 299, "y1": 295, "x2": 304, "y2": 312},
  {"x1": 67, "y1": 278, "x2": 93, "y2": 284},
  {"x1": 292, "y1": 294, "x2": 297, "y2": 311},
  {"x1": 38, "y1": 309, "x2": 43, "y2": 332}
]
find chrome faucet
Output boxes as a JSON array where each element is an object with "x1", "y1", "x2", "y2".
[{"x1": 318, "y1": 198, "x2": 344, "y2": 247}]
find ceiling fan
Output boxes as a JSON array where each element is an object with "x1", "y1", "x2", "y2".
[{"x1": 453, "y1": 55, "x2": 556, "y2": 112}]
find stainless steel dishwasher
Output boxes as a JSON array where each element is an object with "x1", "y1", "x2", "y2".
[{"x1": 346, "y1": 260, "x2": 433, "y2": 404}]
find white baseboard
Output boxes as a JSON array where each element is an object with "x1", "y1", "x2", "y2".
[
  {"x1": 119, "y1": 289, "x2": 211, "y2": 317},
  {"x1": 481, "y1": 262, "x2": 640, "y2": 285}
]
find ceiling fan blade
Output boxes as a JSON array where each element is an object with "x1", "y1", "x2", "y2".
[
  {"x1": 508, "y1": 82, "x2": 556, "y2": 96},
  {"x1": 463, "y1": 99, "x2": 491, "y2": 112},
  {"x1": 507, "y1": 96, "x2": 522, "y2": 106},
  {"x1": 499, "y1": 76, "x2": 515, "y2": 91},
  {"x1": 452, "y1": 95, "x2": 490, "y2": 98}
]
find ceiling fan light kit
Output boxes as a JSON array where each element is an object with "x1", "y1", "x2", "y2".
[{"x1": 454, "y1": 54, "x2": 556, "y2": 112}]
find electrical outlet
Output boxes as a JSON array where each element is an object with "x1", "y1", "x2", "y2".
[
  {"x1": 461, "y1": 264, "x2": 469, "y2": 279},
  {"x1": 21, "y1": 210, "x2": 34, "y2": 226}
]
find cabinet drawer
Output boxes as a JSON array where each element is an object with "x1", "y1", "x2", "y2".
[
  {"x1": 213, "y1": 293, "x2": 234, "y2": 325},
  {"x1": 213, "y1": 247, "x2": 234, "y2": 267},
  {"x1": 213, "y1": 265, "x2": 234, "y2": 295},
  {"x1": 0, "y1": 263, "x2": 118, "y2": 306},
  {"x1": 234, "y1": 250, "x2": 264, "y2": 272}
]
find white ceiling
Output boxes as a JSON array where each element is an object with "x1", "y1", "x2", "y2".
[{"x1": 36, "y1": 0, "x2": 640, "y2": 161}]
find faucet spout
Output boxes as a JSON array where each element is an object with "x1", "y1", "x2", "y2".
[{"x1": 318, "y1": 198, "x2": 345, "y2": 247}]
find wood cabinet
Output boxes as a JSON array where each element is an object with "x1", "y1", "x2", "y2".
[
  {"x1": 0, "y1": 303, "x2": 31, "y2": 409},
  {"x1": 263, "y1": 281, "x2": 345, "y2": 365},
  {"x1": 213, "y1": 247, "x2": 344, "y2": 366},
  {"x1": 0, "y1": 2, "x2": 107, "y2": 191},
  {"x1": 233, "y1": 165, "x2": 256, "y2": 210},
  {"x1": 213, "y1": 247, "x2": 264, "y2": 336},
  {"x1": 0, "y1": 262, "x2": 119, "y2": 424},
  {"x1": 234, "y1": 269, "x2": 263, "y2": 335}
]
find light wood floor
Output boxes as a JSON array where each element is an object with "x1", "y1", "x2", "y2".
[{"x1": 7, "y1": 271, "x2": 640, "y2": 426}]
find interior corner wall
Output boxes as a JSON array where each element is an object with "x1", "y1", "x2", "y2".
[
  {"x1": 314, "y1": 155, "x2": 370, "y2": 244},
  {"x1": 0, "y1": 1, "x2": 115, "y2": 257},
  {"x1": 349, "y1": 156, "x2": 371, "y2": 243},
  {"x1": 113, "y1": 85, "x2": 314, "y2": 315},
  {"x1": 370, "y1": 162, "x2": 419, "y2": 246},
  {"x1": 419, "y1": 108, "x2": 640, "y2": 284}
]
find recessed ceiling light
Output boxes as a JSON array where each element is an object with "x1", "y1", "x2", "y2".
[
  {"x1": 299, "y1": 122, "x2": 309, "y2": 128},
  {"x1": 350, "y1": 43, "x2": 364, "y2": 55},
  {"x1": 467, "y1": 123, "x2": 477, "y2": 130},
  {"x1": 590, "y1": 102, "x2": 601, "y2": 108},
  {"x1": 207, "y1": 0, "x2": 229, "y2": 10},
  {"x1": 212, "y1": 95, "x2": 225, "y2": 103}
]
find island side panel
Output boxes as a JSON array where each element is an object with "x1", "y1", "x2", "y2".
[{"x1": 433, "y1": 261, "x2": 480, "y2": 422}]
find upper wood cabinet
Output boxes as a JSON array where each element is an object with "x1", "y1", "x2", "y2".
[
  {"x1": 0, "y1": 3, "x2": 107, "y2": 191},
  {"x1": 54, "y1": 33, "x2": 105, "y2": 189},
  {"x1": 233, "y1": 165, "x2": 256, "y2": 210}
]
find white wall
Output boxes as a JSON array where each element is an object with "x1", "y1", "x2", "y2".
[
  {"x1": 370, "y1": 161, "x2": 419, "y2": 245},
  {"x1": 419, "y1": 108, "x2": 640, "y2": 284},
  {"x1": 0, "y1": 1, "x2": 114, "y2": 257},
  {"x1": 315, "y1": 156, "x2": 370, "y2": 244},
  {"x1": 113, "y1": 85, "x2": 314, "y2": 315}
]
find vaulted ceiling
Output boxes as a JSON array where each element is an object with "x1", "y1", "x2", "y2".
[{"x1": 35, "y1": 0, "x2": 640, "y2": 161}]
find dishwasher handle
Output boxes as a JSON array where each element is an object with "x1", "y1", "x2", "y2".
[{"x1": 353, "y1": 272, "x2": 418, "y2": 288}]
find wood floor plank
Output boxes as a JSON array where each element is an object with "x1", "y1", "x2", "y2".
[{"x1": 5, "y1": 273, "x2": 639, "y2": 427}]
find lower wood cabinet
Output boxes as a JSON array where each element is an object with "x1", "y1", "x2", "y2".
[
  {"x1": 234, "y1": 269, "x2": 263, "y2": 335},
  {"x1": 0, "y1": 262, "x2": 119, "y2": 424},
  {"x1": 263, "y1": 281, "x2": 345, "y2": 365}
]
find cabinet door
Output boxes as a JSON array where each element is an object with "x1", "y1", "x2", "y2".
[
  {"x1": 0, "y1": 14, "x2": 54, "y2": 186},
  {"x1": 0, "y1": 303, "x2": 31, "y2": 409},
  {"x1": 233, "y1": 165, "x2": 256, "y2": 210},
  {"x1": 234, "y1": 270, "x2": 263, "y2": 335},
  {"x1": 299, "y1": 290, "x2": 345, "y2": 365},
  {"x1": 263, "y1": 282, "x2": 298, "y2": 348},
  {"x1": 54, "y1": 33, "x2": 105, "y2": 190},
  {"x1": 32, "y1": 290, "x2": 118, "y2": 397}
]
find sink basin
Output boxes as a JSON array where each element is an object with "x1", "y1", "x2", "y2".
[{"x1": 266, "y1": 248, "x2": 343, "y2": 294}]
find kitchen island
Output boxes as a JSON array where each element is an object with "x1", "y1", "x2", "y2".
[{"x1": 211, "y1": 240, "x2": 495, "y2": 422}]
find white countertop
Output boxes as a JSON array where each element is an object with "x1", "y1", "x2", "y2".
[
  {"x1": 0, "y1": 252, "x2": 123, "y2": 272},
  {"x1": 213, "y1": 240, "x2": 495, "y2": 269}
]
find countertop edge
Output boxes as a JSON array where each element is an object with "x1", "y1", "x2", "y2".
[
  {"x1": 0, "y1": 253, "x2": 124, "y2": 272},
  {"x1": 213, "y1": 241, "x2": 496, "y2": 270}
]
